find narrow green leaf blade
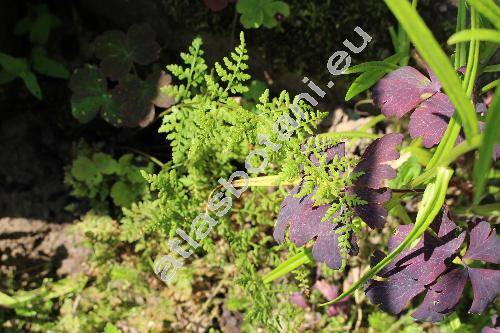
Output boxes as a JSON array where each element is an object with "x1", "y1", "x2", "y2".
[
  {"x1": 345, "y1": 70, "x2": 386, "y2": 101},
  {"x1": 467, "y1": 0, "x2": 500, "y2": 29},
  {"x1": 448, "y1": 29, "x2": 500, "y2": 44},
  {"x1": 473, "y1": 86, "x2": 500, "y2": 204},
  {"x1": 343, "y1": 61, "x2": 398, "y2": 74}
]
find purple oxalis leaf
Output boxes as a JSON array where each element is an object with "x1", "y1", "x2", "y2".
[
  {"x1": 274, "y1": 134, "x2": 403, "y2": 268},
  {"x1": 290, "y1": 292, "x2": 308, "y2": 309},
  {"x1": 411, "y1": 268, "x2": 468, "y2": 322},
  {"x1": 274, "y1": 182, "x2": 358, "y2": 270},
  {"x1": 353, "y1": 133, "x2": 403, "y2": 189},
  {"x1": 464, "y1": 221, "x2": 500, "y2": 264},
  {"x1": 366, "y1": 207, "x2": 466, "y2": 315},
  {"x1": 274, "y1": 143, "x2": 359, "y2": 269},
  {"x1": 373, "y1": 66, "x2": 459, "y2": 148},
  {"x1": 372, "y1": 66, "x2": 441, "y2": 118},
  {"x1": 203, "y1": 0, "x2": 232, "y2": 11},
  {"x1": 409, "y1": 92, "x2": 455, "y2": 148},
  {"x1": 348, "y1": 187, "x2": 391, "y2": 229},
  {"x1": 366, "y1": 207, "x2": 500, "y2": 320},
  {"x1": 468, "y1": 267, "x2": 500, "y2": 314}
]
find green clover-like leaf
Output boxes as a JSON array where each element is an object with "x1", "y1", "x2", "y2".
[
  {"x1": 236, "y1": 0, "x2": 289, "y2": 29},
  {"x1": 69, "y1": 65, "x2": 119, "y2": 124},
  {"x1": 94, "y1": 23, "x2": 160, "y2": 80}
]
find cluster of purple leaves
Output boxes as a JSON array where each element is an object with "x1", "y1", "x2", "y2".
[
  {"x1": 373, "y1": 66, "x2": 498, "y2": 152},
  {"x1": 273, "y1": 133, "x2": 403, "y2": 269},
  {"x1": 70, "y1": 23, "x2": 175, "y2": 127},
  {"x1": 366, "y1": 206, "x2": 500, "y2": 322},
  {"x1": 291, "y1": 280, "x2": 350, "y2": 316}
]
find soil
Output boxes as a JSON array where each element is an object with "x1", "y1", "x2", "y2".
[{"x1": 0, "y1": 217, "x2": 90, "y2": 291}]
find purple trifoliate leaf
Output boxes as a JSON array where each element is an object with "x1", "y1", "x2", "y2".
[
  {"x1": 373, "y1": 66, "x2": 440, "y2": 118},
  {"x1": 468, "y1": 267, "x2": 500, "y2": 314},
  {"x1": 353, "y1": 133, "x2": 403, "y2": 189},
  {"x1": 274, "y1": 184, "x2": 356, "y2": 270},
  {"x1": 366, "y1": 206, "x2": 466, "y2": 315},
  {"x1": 348, "y1": 187, "x2": 391, "y2": 229},
  {"x1": 366, "y1": 270, "x2": 426, "y2": 314},
  {"x1": 409, "y1": 92, "x2": 455, "y2": 148},
  {"x1": 411, "y1": 268, "x2": 468, "y2": 322},
  {"x1": 464, "y1": 221, "x2": 500, "y2": 264}
]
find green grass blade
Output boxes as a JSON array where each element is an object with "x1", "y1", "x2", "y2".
[
  {"x1": 473, "y1": 86, "x2": 500, "y2": 204},
  {"x1": 483, "y1": 64, "x2": 500, "y2": 72},
  {"x1": 448, "y1": 29, "x2": 500, "y2": 44},
  {"x1": 262, "y1": 249, "x2": 314, "y2": 283},
  {"x1": 322, "y1": 167, "x2": 453, "y2": 306},
  {"x1": 481, "y1": 79, "x2": 500, "y2": 93},
  {"x1": 467, "y1": 0, "x2": 500, "y2": 29},
  {"x1": 384, "y1": 0, "x2": 479, "y2": 141}
]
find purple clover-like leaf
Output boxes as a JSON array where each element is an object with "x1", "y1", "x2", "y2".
[
  {"x1": 468, "y1": 267, "x2": 500, "y2": 314},
  {"x1": 409, "y1": 92, "x2": 455, "y2": 148},
  {"x1": 112, "y1": 74, "x2": 158, "y2": 127},
  {"x1": 353, "y1": 133, "x2": 403, "y2": 189},
  {"x1": 274, "y1": 143, "x2": 359, "y2": 269},
  {"x1": 274, "y1": 134, "x2": 403, "y2": 269},
  {"x1": 349, "y1": 133, "x2": 402, "y2": 228},
  {"x1": 373, "y1": 66, "x2": 458, "y2": 148},
  {"x1": 366, "y1": 206, "x2": 465, "y2": 315},
  {"x1": 366, "y1": 207, "x2": 500, "y2": 321},
  {"x1": 94, "y1": 23, "x2": 160, "y2": 80},
  {"x1": 367, "y1": 270, "x2": 427, "y2": 314},
  {"x1": 464, "y1": 221, "x2": 500, "y2": 264},
  {"x1": 348, "y1": 187, "x2": 391, "y2": 229},
  {"x1": 372, "y1": 66, "x2": 441, "y2": 118},
  {"x1": 411, "y1": 268, "x2": 468, "y2": 322},
  {"x1": 274, "y1": 182, "x2": 358, "y2": 270}
]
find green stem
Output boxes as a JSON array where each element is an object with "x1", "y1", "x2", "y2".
[
  {"x1": 262, "y1": 249, "x2": 314, "y2": 283},
  {"x1": 318, "y1": 131, "x2": 381, "y2": 140}
]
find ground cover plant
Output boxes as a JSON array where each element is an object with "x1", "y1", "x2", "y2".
[{"x1": 0, "y1": 0, "x2": 498, "y2": 332}]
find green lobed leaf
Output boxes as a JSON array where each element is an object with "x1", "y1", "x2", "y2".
[
  {"x1": 69, "y1": 65, "x2": 118, "y2": 124},
  {"x1": 0, "y1": 52, "x2": 29, "y2": 75},
  {"x1": 236, "y1": 0, "x2": 289, "y2": 29}
]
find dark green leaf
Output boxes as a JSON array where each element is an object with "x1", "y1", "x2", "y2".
[{"x1": 345, "y1": 69, "x2": 386, "y2": 101}]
